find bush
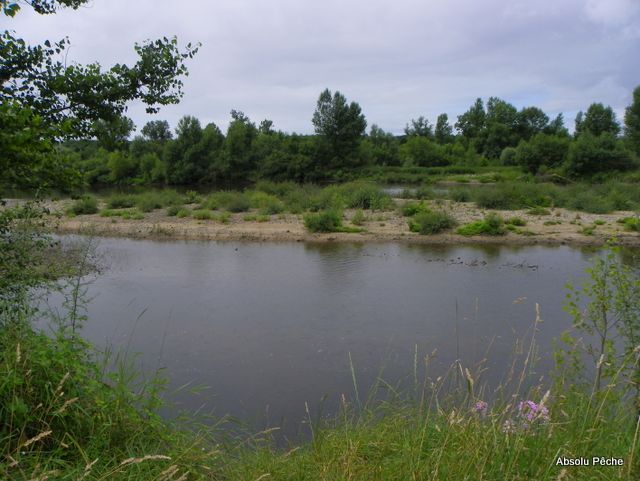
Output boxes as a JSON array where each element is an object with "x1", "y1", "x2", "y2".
[
  {"x1": 566, "y1": 132, "x2": 636, "y2": 177},
  {"x1": 67, "y1": 196, "x2": 98, "y2": 215},
  {"x1": 192, "y1": 209, "x2": 213, "y2": 220},
  {"x1": 176, "y1": 208, "x2": 190, "y2": 218},
  {"x1": 166, "y1": 205, "x2": 181, "y2": 216},
  {"x1": 340, "y1": 183, "x2": 392, "y2": 210},
  {"x1": 401, "y1": 202, "x2": 429, "y2": 217},
  {"x1": 506, "y1": 217, "x2": 526, "y2": 227},
  {"x1": 107, "y1": 194, "x2": 136, "y2": 209},
  {"x1": 527, "y1": 207, "x2": 551, "y2": 216},
  {"x1": 408, "y1": 210, "x2": 457, "y2": 235},
  {"x1": 457, "y1": 213, "x2": 505, "y2": 236},
  {"x1": 450, "y1": 188, "x2": 471, "y2": 203},
  {"x1": 304, "y1": 209, "x2": 343, "y2": 232},
  {"x1": 351, "y1": 209, "x2": 366, "y2": 226},
  {"x1": 619, "y1": 216, "x2": 640, "y2": 232},
  {"x1": 226, "y1": 194, "x2": 251, "y2": 213}
]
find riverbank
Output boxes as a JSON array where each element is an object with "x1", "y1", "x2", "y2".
[{"x1": 46, "y1": 198, "x2": 640, "y2": 246}]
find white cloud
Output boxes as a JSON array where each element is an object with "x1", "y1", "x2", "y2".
[
  {"x1": 584, "y1": 0, "x2": 640, "y2": 26},
  {"x1": 6, "y1": 0, "x2": 640, "y2": 133}
]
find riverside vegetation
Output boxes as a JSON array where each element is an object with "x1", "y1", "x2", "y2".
[
  {"x1": 2, "y1": 204, "x2": 640, "y2": 480},
  {"x1": 54, "y1": 180, "x2": 640, "y2": 242}
]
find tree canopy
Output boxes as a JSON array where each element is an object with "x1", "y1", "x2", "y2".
[{"x1": 0, "y1": 0, "x2": 198, "y2": 189}]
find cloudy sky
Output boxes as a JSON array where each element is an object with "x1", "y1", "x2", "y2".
[{"x1": 8, "y1": 0, "x2": 640, "y2": 135}]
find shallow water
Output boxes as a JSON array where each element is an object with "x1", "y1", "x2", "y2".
[{"x1": 41, "y1": 238, "x2": 635, "y2": 439}]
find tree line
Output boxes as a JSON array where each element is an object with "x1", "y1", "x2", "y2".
[
  {"x1": 60, "y1": 86, "x2": 640, "y2": 187},
  {"x1": 2, "y1": 1, "x2": 639, "y2": 191}
]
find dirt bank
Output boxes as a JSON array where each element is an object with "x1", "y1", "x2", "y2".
[{"x1": 42, "y1": 199, "x2": 640, "y2": 246}]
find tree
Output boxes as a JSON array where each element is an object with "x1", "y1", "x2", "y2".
[
  {"x1": 514, "y1": 133, "x2": 570, "y2": 174},
  {"x1": 434, "y1": 113, "x2": 454, "y2": 144},
  {"x1": 312, "y1": 88, "x2": 366, "y2": 168},
  {"x1": 516, "y1": 107, "x2": 549, "y2": 140},
  {"x1": 0, "y1": 0, "x2": 198, "y2": 189},
  {"x1": 566, "y1": 132, "x2": 635, "y2": 176},
  {"x1": 624, "y1": 85, "x2": 640, "y2": 155},
  {"x1": 404, "y1": 116, "x2": 433, "y2": 138},
  {"x1": 400, "y1": 137, "x2": 449, "y2": 167},
  {"x1": 580, "y1": 103, "x2": 621, "y2": 137},
  {"x1": 93, "y1": 116, "x2": 135, "y2": 151},
  {"x1": 141, "y1": 120, "x2": 173, "y2": 142},
  {"x1": 164, "y1": 116, "x2": 205, "y2": 184},
  {"x1": 544, "y1": 113, "x2": 569, "y2": 137},
  {"x1": 455, "y1": 98, "x2": 486, "y2": 152}
]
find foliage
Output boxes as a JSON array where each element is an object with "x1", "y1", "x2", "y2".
[
  {"x1": 408, "y1": 210, "x2": 456, "y2": 234},
  {"x1": 566, "y1": 132, "x2": 636, "y2": 177},
  {"x1": 625, "y1": 86, "x2": 640, "y2": 156},
  {"x1": 312, "y1": 89, "x2": 366, "y2": 168},
  {"x1": 576, "y1": 103, "x2": 621, "y2": 137},
  {"x1": 564, "y1": 247, "x2": 640, "y2": 402},
  {"x1": 66, "y1": 195, "x2": 98, "y2": 215},
  {"x1": 303, "y1": 209, "x2": 343, "y2": 233},
  {"x1": 457, "y1": 213, "x2": 505, "y2": 236},
  {"x1": 350, "y1": 209, "x2": 366, "y2": 226},
  {"x1": 515, "y1": 133, "x2": 570, "y2": 174}
]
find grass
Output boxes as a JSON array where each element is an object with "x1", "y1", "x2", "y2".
[
  {"x1": 400, "y1": 201, "x2": 429, "y2": 217},
  {"x1": 408, "y1": 210, "x2": 457, "y2": 234},
  {"x1": 457, "y1": 213, "x2": 506, "y2": 236},
  {"x1": 66, "y1": 196, "x2": 98, "y2": 216},
  {"x1": 618, "y1": 216, "x2": 640, "y2": 232},
  {"x1": 192, "y1": 209, "x2": 214, "y2": 220},
  {"x1": 351, "y1": 209, "x2": 366, "y2": 226},
  {"x1": 506, "y1": 217, "x2": 526, "y2": 226},
  {"x1": 303, "y1": 209, "x2": 343, "y2": 233}
]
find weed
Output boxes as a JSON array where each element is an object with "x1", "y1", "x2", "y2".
[
  {"x1": 67, "y1": 196, "x2": 98, "y2": 216},
  {"x1": 408, "y1": 210, "x2": 457, "y2": 235},
  {"x1": 192, "y1": 209, "x2": 214, "y2": 220},
  {"x1": 457, "y1": 213, "x2": 505, "y2": 236},
  {"x1": 304, "y1": 210, "x2": 343, "y2": 232}
]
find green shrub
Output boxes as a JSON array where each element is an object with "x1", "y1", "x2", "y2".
[
  {"x1": 192, "y1": 209, "x2": 214, "y2": 220},
  {"x1": 67, "y1": 196, "x2": 98, "y2": 215},
  {"x1": 506, "y1": 217, "x2": 526, "y2": 227},
  {"x1": 340, "y1": 182, "x2": 392, "y2": 210},
  {"x1": 183, "y1": 190, "x2": 201, "y2": 204},
  {"x1": 226, "y1": 194, "x2": 251, "y2": 213},
  {"x1": 135, "y1": 193, "x2": 163, "y2": 212},
  {"x1": 107, "y1": 194, "x2": 136, "y2": 209},
  {"x1": 401, "y1": 202, "x2": 429, "y2": 217},
  {"x1": 351, "y1": 209, "x2": 366, "y2": 226},
  {"x1": 457, "y1": 213, "x2": 505, "y2": 236},
  {"x1": 619, "y1": 216, "x2": 640, "y2": 232},
  {"x1": 176, "y1": 208, "x2": 190, "y2": 218},
  {"x1": 217, "y1": 212, "x2": 231, "y2": 224},
  {"x1": 566, "y1": 191, "x2": 614, "y2": 214},
  {"x1": 304, "y1": 209, "x2": 343, "y2": 232},
  {"x1": 166, "y1": 205, "x2": 181, "y2": 216},
  {"x1": 409, "y1": 210, "x2": 457, "y2": 235},
  {"x1": 450, "y1": 188, "x2": 471, "y2": 202},
  {"x1": 527, "y1": 207, "x2": 551, "y2": 216}
]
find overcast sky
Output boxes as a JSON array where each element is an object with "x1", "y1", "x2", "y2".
[{"x1": 8, "y1": 0, "x2": 640, "y2": 135}]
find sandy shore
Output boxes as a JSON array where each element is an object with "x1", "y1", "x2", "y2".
[{"x1": 42, "y1": 199, "x2": 640, "y2": 246}]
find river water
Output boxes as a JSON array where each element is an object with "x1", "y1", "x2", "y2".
[{"x1": 41, "y1": 237, "x2": 636, "y2": 439}]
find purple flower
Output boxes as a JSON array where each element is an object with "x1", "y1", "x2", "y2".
[
  {"x1": 517, "y1": 400, "x2": 550, "y2": 424},
  {"x1": 473, "y1": 400, "x2": 488, "y2": 416}
]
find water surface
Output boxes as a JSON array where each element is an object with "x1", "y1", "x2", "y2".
[{"x1": 44, "y1": 238, "x2": 618, "y2": 437}]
